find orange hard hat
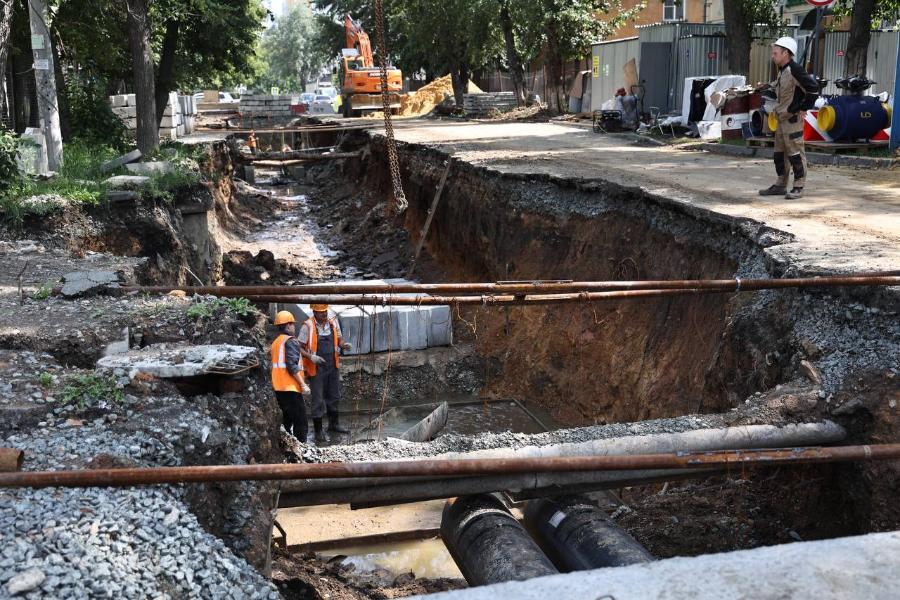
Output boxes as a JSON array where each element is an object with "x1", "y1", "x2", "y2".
[
  {"x1": 310, "y1": 304, "x2": 329, "y2": 312},
  {"x1": 274, "y1": 310, "x2": 296, "y2": 325}
]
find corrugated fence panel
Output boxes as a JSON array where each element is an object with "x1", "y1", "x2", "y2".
[
  {"x1": 823, "y1": 30, "x2": 898, "y2": 96},
  {"x1": 671, "y1": 35, "x2": 730, "y2": 111},
  {"x1": 591, "y1": 38, "x2": 641, "y2": 111}
]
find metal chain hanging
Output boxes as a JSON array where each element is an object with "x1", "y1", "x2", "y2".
[{"x1": 373, "y1": 0, "x2": 408, "y2": 213}]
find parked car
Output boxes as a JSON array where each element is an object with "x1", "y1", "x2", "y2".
[
  {"x1": 192, "y1": 91, "x2": 237, "y2": 105},
  {"x1": 310, "y1": 94, "x2": 335, "y2": 115},
  {"x1": 316, "y1": 83, "x2": 337, "y2": 98}
]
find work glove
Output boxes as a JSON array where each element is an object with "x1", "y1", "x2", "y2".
[
  {"x1": 311, "y1": 355, "x2": 326, "y2": 365},
  {"x1": 301, "y1": 382, "x2": 311, "y2": 395},
  {"x1": 342, "y1": 342, "x2": 353, "y2": 350}
]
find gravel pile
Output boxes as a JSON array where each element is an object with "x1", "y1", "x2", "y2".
[
  {"x1": 1, "y1": 424, "x2": 279, "y2": 599},
  {"x1": 0, "y1": 487, "x2": 279, "y2": 599}
]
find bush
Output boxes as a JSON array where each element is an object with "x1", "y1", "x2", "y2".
[
  {"x1": 187, "y1": 297, "x2": 256, "y2": 320},
  {"x1": 0, "y1": 128, "x2": 22, "y2": 196},
  {"x1": 66, "y1": 76, "x2": 130, "y2": 151},
  {"x1": 60, "y1": 373, "x2": 124, "y2": 411}
]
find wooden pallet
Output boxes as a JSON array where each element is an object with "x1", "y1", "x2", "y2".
[
  {"x1": 805, "y1": 140, "x2": 889, "y2": 155},
  {"x1": 746, "y1": 136, "x2": 775, "y2": 148}
]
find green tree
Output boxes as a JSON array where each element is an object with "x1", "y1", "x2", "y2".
[
  {"x1": 723, "y1": 0, "x2": 780, "y2": 78},
  {"x1": 255, "y1": 2, "x2": 330, "y2": 92},
  {"x1": 513, "y1": 0, "x2": 642, "y2": 110},
  {"x1": 392, "y1": 0, "x2": 500, "y2": 107},
  {"x1": 833, "y1": 0, "x2": 900, "y2": 82}
]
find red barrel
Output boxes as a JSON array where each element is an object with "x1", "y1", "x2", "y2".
[{"x1": 721, "y1": 94, "x2": 750, "y2": 140}]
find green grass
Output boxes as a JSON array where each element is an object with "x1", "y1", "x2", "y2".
[
  {"x1": 32, "y1": 284, "x2": 52, "y2": 300},
  {"x1": 38, "y1": 372, "x2": 53, "y2": 388},
  {"x1": 1, "y1": 139, "x2": 209, "y2": 228},
  {"x1": 187, "y1": 297, "x2": 256, "y2": 320},
  {"x1": 60, "y1": 373, "x2": 124, "y2": 412}
]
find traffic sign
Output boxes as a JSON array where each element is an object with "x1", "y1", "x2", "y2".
[{"x1": 805, "y1": 0, "x2": 834, "y2": 7}]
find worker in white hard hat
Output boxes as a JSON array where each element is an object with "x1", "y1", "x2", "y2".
[
  {"x1": 299, "y1": 304, "x2": 352, "y2": 442},
  {"x1": 271, "y1": 310, "x2": 311, "y2": 442},
  {"x1": 758, "y1": 36, "x2": 819, "y2": 200}
]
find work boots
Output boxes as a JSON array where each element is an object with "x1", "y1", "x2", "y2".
[
  {"x1": 328, "y1": 412, "x2": 350, "y2": 434},
  {"x1": 785, "y1": 187, "x2": 804, "y2": 199},
  {"x1": 313, "y1": 418, "x2": 329, "y2": 444},
  {"x1": 758, "y1": 184, "x2": 787, "y2": 196}
]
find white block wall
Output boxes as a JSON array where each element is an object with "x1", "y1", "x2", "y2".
[{"x1": 108, "y1": 93, "x2": 198, "y2": 139}]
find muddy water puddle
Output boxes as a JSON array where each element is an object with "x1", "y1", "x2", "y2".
[{"x1": 328, "y1": 539, "x2": 462, "y2": 580}]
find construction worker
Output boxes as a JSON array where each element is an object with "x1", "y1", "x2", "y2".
[
  {"x1": 758, "y1": 37, "x2": 819, "y2": 200},
  {"x1": 271, "y1": 311, "x2": 310, "y2": 442},
  {"x1": 298, "y1": 304, "x2": 352, "y2": 442},
  {"x1": 247, "y1": 131, "x2": 258, "y2": 155}
]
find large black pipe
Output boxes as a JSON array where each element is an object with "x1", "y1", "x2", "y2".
[
  {"x1": 524, "y1": 496, "x2": 654, "y2": 572},
  {"x1": 440, "y1": 494, "x2": 559, "y2": 586}
]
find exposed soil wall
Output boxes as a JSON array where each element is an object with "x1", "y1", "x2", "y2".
[{"x1": 350, "y1": 136, "x2": 900, "y2": 535}]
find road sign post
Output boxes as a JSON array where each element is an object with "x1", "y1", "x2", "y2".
[{"x1": 892, "y1": 33, "x2": 900, "y2": 151}]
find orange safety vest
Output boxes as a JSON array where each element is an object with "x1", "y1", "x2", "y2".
[
  {"x1": 271, "y1": 334, "x2": 302, "y2": 392},
  {"x1": 302, "y1": 316, "x2": 340, "y2": 377}
]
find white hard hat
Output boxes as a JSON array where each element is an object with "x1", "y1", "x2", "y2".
[{"x1": 773, "y1": 36, "x2": 798, "y2": 56}]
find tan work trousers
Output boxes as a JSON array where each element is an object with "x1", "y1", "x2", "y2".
[{"x1": 773, "y1": 113, "x2": 807, "y2": 188}]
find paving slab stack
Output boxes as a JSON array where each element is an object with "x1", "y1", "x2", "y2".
[
  {"x1": 108, "y1": 92, "x2": 198, "y2": 141},
  {"x1": 281, "y1": 279, "x2": 453, "y2": 356},
  {"x1": 463, "y1": 92, "x2": 517, "y2": 117},
  {"x1": 239, "y1": 94, "x2": 294, "y2": 122}
]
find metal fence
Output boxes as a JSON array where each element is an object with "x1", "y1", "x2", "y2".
[
  {"x1": 591, "y1": 37, "x2": 640, "y2": 111},
  {"x1": 822, "y1": 30, "x2": 898, "y2": 95}
]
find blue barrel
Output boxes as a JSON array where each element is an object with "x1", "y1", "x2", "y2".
[{"x1": 818, "y1": 96, "x2": 890, "y2": 141}]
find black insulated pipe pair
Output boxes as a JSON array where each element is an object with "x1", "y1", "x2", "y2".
[{"x1": 440, "y1": 494, "x2": 653, "y2": 587}]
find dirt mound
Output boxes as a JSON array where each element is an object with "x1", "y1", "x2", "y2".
[{"x1": 400, "y1": 75, "x2": 482, "y2": 116}]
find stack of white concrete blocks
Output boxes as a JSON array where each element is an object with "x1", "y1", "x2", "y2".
[
  {"x1": 239, "y1": 94, "x2": 294, "y2": 119},
  {"x1": 108, "y1": 92, "x2": 198, "y2": 140},
  {"x1": 280, "y1": 279, "x2": 453, "y2": 356}
]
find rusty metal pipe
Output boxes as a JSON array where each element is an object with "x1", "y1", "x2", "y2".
[
  {"x1": 0, "y1": 444, "x2": 898, "y2": 489},
  {"x1": 239, "y1": 288, "x2": 728, "y2": 305},
  {"x1": 112, "y1": 274, "x2": 900, "y2": 298},
  {"x1": 0, "y1": 448, "x2": 23, "y2": 472}
]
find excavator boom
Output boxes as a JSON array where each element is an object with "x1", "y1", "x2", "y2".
[{"x1": 344, "y1": 15, "x2": 374, "y2": 67}]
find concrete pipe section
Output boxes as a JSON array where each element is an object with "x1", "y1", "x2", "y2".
[
  {"x1": 524, "y1": 496, "x2": 654, "y2": 572},
  {"x1": 440, "y1": 494, "x2": 559, "y2": 586}
]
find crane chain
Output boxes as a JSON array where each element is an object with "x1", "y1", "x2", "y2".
[{"x1": 374, "y1": 0, "x2": 407, "y2": 213}]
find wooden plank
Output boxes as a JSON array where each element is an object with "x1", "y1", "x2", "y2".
[
  {"x1": 286, "y1": 528, "x2": 441, "y2": 554},
  {"x1": 407, "y1": 158, "x2": 454, "y2": 277}
]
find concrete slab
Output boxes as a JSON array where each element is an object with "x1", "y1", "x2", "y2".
[
  {"x1": 413, "y1": 531, "x2": 900, "y2": 600},
  {"x1": 389, "y1": 121, "x2": 900, "y2": 275},
  {"x1": 125, "y1": 161, "x2": 175, "y2": 175},
  {"x1": 99, "y1": 149, "x2": 142, "y2": 174},
  {"x1": 96, "y1": 343, "x2": 258, "y2": 380},
  {"x1": 104, "y1": 175, "x2": 150, "y2": 189},
  {"x1": 282, "y1": 279, "x2": 453, "y2": 356},
  {"x1": 60, "y1": 270, "x2": 121, "y2": 297}
]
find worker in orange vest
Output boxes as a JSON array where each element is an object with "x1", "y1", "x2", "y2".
[
  {"x1": 299, "y1": 304, "x2": 352, "y2": 442},
  {"x1": 271, "y1": 310, "x2": 310, "y2": 442},
  {"x1": 247, "y1": 131, "x2": 258, "y2": 155}
]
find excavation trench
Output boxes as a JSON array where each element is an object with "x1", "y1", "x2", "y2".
[{"x1": 245, "y1": 129, "x2": 900, "y2": 590}]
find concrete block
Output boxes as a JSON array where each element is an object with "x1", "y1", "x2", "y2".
[
  {"x1": 125, "y1": 94, "x2": 136, "y2": 106},
  {"x1": 104, "y1": 175, "x2": 150, "y2": 189},
  {"x1": 177, "y1": 124, "x2": 185, "y2": 136},
  {"x1": 113, "y1": 106, "x2": 137, "y2": 118},
  {"x1": 110, "y1": 95, "x2": 128, "y2": 108},
  {"x1": 100, "y1": 149, "x2": 142, "y2": 174},
  {"x1": 97, "y1": 343, "x2": 258, "y2": 380},
  {"x1": 160, "y1": 116, "x2": 177, "y2": 128},
  {"x1": 125, "y1": 161, "x2": 174, "y2": 175},
  {"x1": 159, "y1": 127, "x2": 178, "y2": 141}
]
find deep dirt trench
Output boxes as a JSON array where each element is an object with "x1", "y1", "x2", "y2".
[{"x1": 295, "y1": 130, "x2": 899, "y2": 560}]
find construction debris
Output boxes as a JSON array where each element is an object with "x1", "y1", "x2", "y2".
[{"x1": 96, "y1": 343, "x2": 259, "y2": 380}]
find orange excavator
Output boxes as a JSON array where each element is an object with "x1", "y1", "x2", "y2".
[{"x1": 341, "y1": 14, "x2": 403, "y2": 118}]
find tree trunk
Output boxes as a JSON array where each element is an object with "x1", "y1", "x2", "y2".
[
  {"x1": 126, "y1": 0, "x2": 157, "y2": 154},
  {"x1": 843, "y1": 0, "x2": 874, "y2": 84},
  {"x1": 0, "y1": 0, "x2": 13, "y2": 74},
  {"x1": 154, "y1": 19, "x2": 180, "y2": 126},
  {"x1": 11, "y1": 52, "x2": 29, "y2": 132},
  {"x1": 498, "y1": 0, "x2": 525, "y2": 105},
  {"x1": 723, "y1": 0, "x2": 751, "y2": 77}
]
